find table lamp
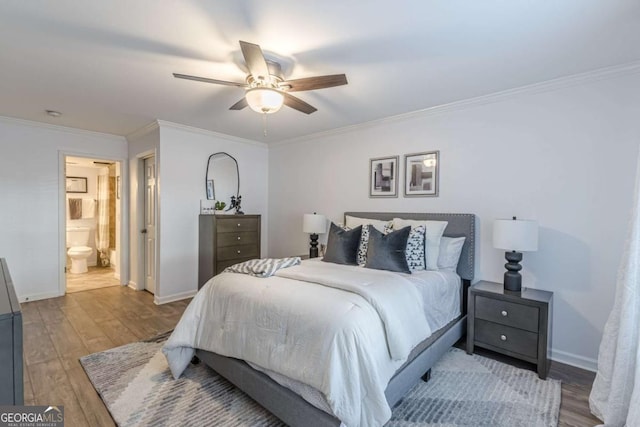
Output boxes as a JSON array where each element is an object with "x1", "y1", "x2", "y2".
[
  {"x1": 303, "y1": 213, "x2": 327, "y2": 258},
  {"x1": 493, "y1": 217, "x2": 538, "y2": 292}
]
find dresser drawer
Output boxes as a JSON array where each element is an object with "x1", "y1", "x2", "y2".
[
  {"x1": 217, "y1": 232, "x2": 258, "y2": 248},
  {"x1": 475, "y1": 295, "x2": 539, "y2": 333},
  {"x1": 217, "y1": 217, "x2": 259, "y2": 233},
  {"x1": 217, "y1": 244, "x2": 259, "y2": 261},
  {"x1": 216, "y1": 257, "x2": 255, "y2": 273},
  {"x1": 475, "y1": 319, "x2": 538, "y2": 359}
]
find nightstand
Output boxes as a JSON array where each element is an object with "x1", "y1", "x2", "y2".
[{"x1": 466, "y1": 281, "x2": 553, "y2": 379}]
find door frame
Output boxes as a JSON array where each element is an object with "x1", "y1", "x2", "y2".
[
  {"x1": 58, "y1": 151, "x2": 129, "y2": 296},
  {"x1": 132, "y1": 150, "x2": 160, "y2": 299}
]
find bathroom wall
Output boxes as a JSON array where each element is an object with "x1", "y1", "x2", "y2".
[{"x1": 65, "y1": 165, "x2": 100, "y2": 267}]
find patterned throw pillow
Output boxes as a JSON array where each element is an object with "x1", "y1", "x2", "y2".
[
  {"x1": 341, "y1": 224, "x2": 370, "y2": 266},
  {"x1": 384, "y1": 224, "x2": 426, "y2": 270}
]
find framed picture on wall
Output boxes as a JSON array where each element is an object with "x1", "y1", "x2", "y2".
[
  {"x1": 369, "y1": 156, "x2": 399, "y2": 198},
  {"x1": 66, "y1": 176, "x2": 87, "y2": 193},
  {"x1": 404, "y1": 151, "x2": 439, "y2": 197}
]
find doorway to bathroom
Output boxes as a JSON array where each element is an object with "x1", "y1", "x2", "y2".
[{"x1": 64, "y1": 156, "x2": 122, "y2": 293}]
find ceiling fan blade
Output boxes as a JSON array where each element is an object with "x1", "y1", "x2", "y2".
[
  {"x1": 229, "y1": 97, "x2": 248, "y2": 110},
  {"x1": 280, "y1": 74, "x2": 348, "y2": 92},
  {"x1": 239, "y1": 41, "x2": 270, "y2": 81},
  {"x1": 173, "y1": 73, "x2": 246, "y2": 87},
  {"x1": 283, "y1": 93, "x2": 317, "y2": 114}
]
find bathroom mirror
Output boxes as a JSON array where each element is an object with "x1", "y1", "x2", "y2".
[{"x1": 205, "y1": 152, "x2": 239, "y2": 207}]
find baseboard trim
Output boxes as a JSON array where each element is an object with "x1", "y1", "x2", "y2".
[
  {"x1": 154, "y1": 290, "x2": 197, "y2": 305},
  {"x1": 128, "y1": 281, "x2": 141, "y2": 291},
  {"x1": 19, "y1": 290, "x2": 64, "y2": 303},
  {"x1": 551, "y1": 348, "x2": 597, "y2": 372}
]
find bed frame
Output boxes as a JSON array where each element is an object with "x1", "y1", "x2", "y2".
[{"x1": 196, "y1": 212, "x2": 476, "y2": 426}]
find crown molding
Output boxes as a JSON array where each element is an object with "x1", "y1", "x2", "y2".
[
  {"x1": 0, "y1": 115, "x2": 125, "y2": 142},
  {"x1": 272, "y1": 60, "x2": 640, "y2": 148},
  {"x1": 156, "y1": 120, "x2": 267, "y2": 148},
  {"x1": 125, "y1": 120, "x2": 160, "y2": 141}
]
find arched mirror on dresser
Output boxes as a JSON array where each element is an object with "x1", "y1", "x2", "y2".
[
  {"x1": 205, "y1": 152, "x2": 239, "y2": 206},
  {"x1": 200, "y1": 152, "x2": 260, "y2": 288}
]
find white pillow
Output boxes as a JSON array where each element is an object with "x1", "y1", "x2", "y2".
[
  {"x1": 438, "y1": 236, "x2": 466, "y2": 272},
  {"x1": 345, "y1": 215, "x2": 391, "y2": 233},
  {"x1": 392, "y1": 218, "x2": 448, "y2": 270}
]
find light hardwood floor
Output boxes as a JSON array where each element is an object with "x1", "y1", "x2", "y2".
[{"x1": 22, "y1": 286, "x2": 601, "y2": 427}]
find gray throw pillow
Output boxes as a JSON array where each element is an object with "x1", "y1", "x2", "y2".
[
  {"x1": 364, "y1": 226, "x2": 411, "y2": 273},
  {"x1": 322, "y1": 223, "x2": 362, "y2": 265}
]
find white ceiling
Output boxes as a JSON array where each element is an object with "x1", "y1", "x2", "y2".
[{"x1": 1, "y1": 1, "x2": 639, "y2": 143}]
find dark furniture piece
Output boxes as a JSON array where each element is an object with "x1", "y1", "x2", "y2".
[
  {"x1": 0, "y1": 258, "x2": 23, "y2": 405},
  {"x1": 196, "y1": 212, "x2": 476, "y2": 426},
  {"x1": 198, "y1": 214, "x2": 261, "y2": 289},
  {"x1": 466, "y1": 280, "x2": 553, "y2": 379}
]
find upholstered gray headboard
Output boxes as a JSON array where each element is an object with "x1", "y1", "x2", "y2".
[{"x1": 343, "y1": 212, "x2": 476, "y2": 281}]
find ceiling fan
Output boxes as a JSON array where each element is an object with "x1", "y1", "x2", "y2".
[{"x1": 174, "y1": 41, "x2": 348, "y2": 115}]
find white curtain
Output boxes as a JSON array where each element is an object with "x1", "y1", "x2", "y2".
[
  {"x1": 95, "y1": 174, "x2": 110, "y2": 266},
  {"x1": 589, "y1": 151, "x2": 640, "y2": 426}
]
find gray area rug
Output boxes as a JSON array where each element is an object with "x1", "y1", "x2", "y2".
[{"x1": 80, "y1": 334, "x2": 561, "y2": 427}]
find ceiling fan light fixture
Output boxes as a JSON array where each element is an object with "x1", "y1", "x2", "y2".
[{"x1": 245, "y1": 87, "x2": 284, "y2": 114}]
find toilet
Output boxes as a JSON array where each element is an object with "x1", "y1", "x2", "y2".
[{"x1": 66, "y1": 226, "x2": 93, "y2": 274}]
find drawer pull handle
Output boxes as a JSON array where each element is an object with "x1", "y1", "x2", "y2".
[
  {"x1": 237, "y1": 223, "x2": 241, "y2": 227},
  {"x1": 500, "y1": 334, "x2": 507, "y2": 341},
  {"x1": 237, "y1": 236, "x2": 241, "y2": 240},
  {"x1": 237, "y1": 250, "x2": 241, "y2": 254},
  {"x1": 501, "y1": 310, "x2": 508, "y2": 317}
]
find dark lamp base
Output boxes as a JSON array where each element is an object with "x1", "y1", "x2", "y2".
[
  {"x1": 309, "y1": 233, "x2": 319, "y2": 258},
  {"x1": 503, "y1": 250, "x2": 523, "y2": 292}
]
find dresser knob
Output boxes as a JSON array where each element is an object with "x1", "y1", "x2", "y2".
[
  {"x1": 500, "y1": 334, "x2": 507, "y2": 341},
  {"x1": 237, "y1": 223, "x2": 241, "y2": 227},
  {"x1": 501, "y1": 310, "x2": 508, "y2": 317},
  {"x1": 237, "y1": 250, "x2": 241, "y2": 254},
  {"x1": 237, "y1": 236, "x2": 241, "y2": 240}
]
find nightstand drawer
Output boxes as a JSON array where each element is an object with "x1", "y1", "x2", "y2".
[
  {"x1": 217, "y1": 217, "x2": 259, "y2": 233},
  {"x1": 217, "y1": 244, "x2": 259, "y2": 261},
  {"x1": 475, "y1": 295, "x2": 539, "y2": 333},
  {"x1": 475, "y1": 319, "x2": 538, "y2": 359},
  {"x1": 217, "y1": 232, "x2": 258, "y2": 248}
]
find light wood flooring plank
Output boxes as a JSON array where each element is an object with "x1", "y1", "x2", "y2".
[{"x1": 28, "y1": 359, "x2": 89, "y2": 427}]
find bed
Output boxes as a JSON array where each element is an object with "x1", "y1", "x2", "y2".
[{"x1": 165, "y1": 212, "x2": 475, "y2": 427}]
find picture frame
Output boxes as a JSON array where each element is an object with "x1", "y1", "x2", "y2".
[
  {"x1": 404, "y1": 151, "x2": 439, "y2": 197},
  {"x1": 66, "y1": 176, "x2": 87, "y2": 193},
  {"x1": 369, "y1": 156, "x2": 399, "y2": 198}
]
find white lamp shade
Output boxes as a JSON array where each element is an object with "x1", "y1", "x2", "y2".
[
  {"x1": 303, "y1": 213, "x2": 327, "y2": 234},
  {"x1": 245, "y1": 87, "x2": 284, "y2": 114},
  {"x1": 493, "y1": 219, "x2": 538, "y2": 251}
]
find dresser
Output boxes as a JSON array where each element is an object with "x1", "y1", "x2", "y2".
[
  {"x1": 466, "y1": 281, "x2": 553, "y2": 379},
  {"x1": 0, "y1": 258, "x2": 23, "y2": 405},
  {"x1": 198, "y1": 214, "x2": 261, "y2": 289}
]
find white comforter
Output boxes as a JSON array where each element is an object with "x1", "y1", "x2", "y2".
[{"x1": 163, "y1": 260, "x2": 432, "y2": 427}]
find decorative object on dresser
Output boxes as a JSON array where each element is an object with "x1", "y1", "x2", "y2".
[
  {"x1": 0, "y1": 259, "x2": 23, "y2": 405},
  {"x1": 493, "y1": 216, "x2": 538, "y2": 292},
  {"x1": 302, "y1": 213, "x2": 327, "y2": 258},
  {"x1": 198, "y1": 214, "x2": 261, "y2": 289},
  {"x1": 369, "y1": 156, "x2": 399, "y2": 198},
  {"x1": 404, "y1": 151, "x2": 439, "y2": 197},
  {"x1": 466, "y1": 280, "x2": 553, "y2": 379}
]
